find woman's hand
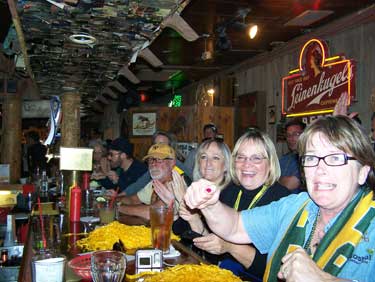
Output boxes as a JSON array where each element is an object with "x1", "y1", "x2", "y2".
[
  {"x1": 193, "y1": 233, "x2": 229, "y2": 255},
  {"x1": 333, "y1": 92, "x2": 358, "y2": 118},
  {"x1": 153, "y1": 179, "x2": 174, "y2": 205},
  {"x1": 277, "y1": 247, "x2": 340, "y2": 282},
  {"x1": 179, "y1": 201, "x2": 200, "y2": 222},
  {"x1": 90, "y1": 171, "x2": 106, "y2": 180},
  {"x1": 184, "y1": 179, "x2": 220, "y2": 210},
  {"x1": 100, "y1": 158, "x2": 111, "y2": 174}
]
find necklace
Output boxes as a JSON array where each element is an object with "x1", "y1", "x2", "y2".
[{"x1": 303, "y1": 210, "x2": 320, "y2": 257}]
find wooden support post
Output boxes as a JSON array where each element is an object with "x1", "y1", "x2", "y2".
[
  {"x1": 61, "y1": 92, "x2": 81, "y2": 209},
  {"x1": 1, "y1": 93, "x2": 22, "y2": 183},
  {"x1": 61, "y1": 92, "x2": 80, "y2": 147},
  {"x1": 7, "y1": 0, "x2": 34, "y2": 79}
]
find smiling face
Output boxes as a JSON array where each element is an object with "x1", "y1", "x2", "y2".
[
  {"x1": 304, "y1": 132, "x2": 369, "y2": 215},
  {"x1": 199, "y1": 142, "x2": 226, "y2": 184},
  {"x1": 234, "y1": 140, "x2": 269, "y2": 190}
]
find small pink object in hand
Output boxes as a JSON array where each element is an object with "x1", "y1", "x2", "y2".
[{"x1": 206, "y1": 188, "x2": 212, "y2": 193}]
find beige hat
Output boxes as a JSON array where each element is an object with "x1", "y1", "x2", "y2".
[{"x1": 143, "y1": 143, "x2": 175, "y2": 161}]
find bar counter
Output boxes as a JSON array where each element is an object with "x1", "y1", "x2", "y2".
[{"x1": 18, "y1": 213, "x2": 207, "y2": 282}]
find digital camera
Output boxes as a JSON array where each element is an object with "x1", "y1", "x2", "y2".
[{"x1": 135, "y1": 249, "x2": 163, "y2": 270}]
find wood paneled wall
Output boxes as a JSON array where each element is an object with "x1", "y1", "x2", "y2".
[{"x1": 127, "y1": 106, "x2": 234, "y2": 160}]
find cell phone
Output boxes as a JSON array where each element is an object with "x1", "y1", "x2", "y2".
[{"x1": 181, "y1": 230, "x2": 203, "y2": 241}]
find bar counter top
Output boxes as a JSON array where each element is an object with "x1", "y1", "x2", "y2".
[{"x1": 18, "y1": 213, "x2": 207, "y2": 282}]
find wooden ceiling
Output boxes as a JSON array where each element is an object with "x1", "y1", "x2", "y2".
[{"x1": 0, "y1": 0, "x2": 373, "y2": 114}]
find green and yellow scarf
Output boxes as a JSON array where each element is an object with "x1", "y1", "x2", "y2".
[{"x1": 264, "y1": 188, "x2": 375, "y2": 281}]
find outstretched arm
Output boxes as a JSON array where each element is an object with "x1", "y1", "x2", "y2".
[{"x1": 184, "y1": 179, "x2": 252, "y2": 244}]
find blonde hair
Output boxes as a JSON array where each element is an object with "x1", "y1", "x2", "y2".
[
  {"x1": 230, "y1": 128, "x2": 280, "y2": 186},
  {"x1": 193, "y1": 139, "x2": 232, "y2": 190}
]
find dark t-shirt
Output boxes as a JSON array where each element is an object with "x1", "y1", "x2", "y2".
[
  {"x1": 27, "y1": 142, "x2": 47, "y2": 173},
  {"x1": 173, "y1": 181, "x2": 290, "y2": 280},
  {"x1": 219, "y1": 182, "x2": 290, "y2": 279},
  {"x1": 99, "y1": 159, "x2": 147, "y2": 192}
]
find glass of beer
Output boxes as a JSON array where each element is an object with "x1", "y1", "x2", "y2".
[{"x1": 150, "y1": 205, "x2": 173, "y2": 253}]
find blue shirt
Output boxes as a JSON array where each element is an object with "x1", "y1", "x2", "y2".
[
  {"x1": 241, "y1": 192, "x2": 375, "y2": 282},
  {"x1": 279, "y1": 152, "x2": 301, "y2": 178}
]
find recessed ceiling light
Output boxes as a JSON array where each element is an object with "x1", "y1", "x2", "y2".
[{"x1": 69, "y1": 34, "x2": 97, "y2": 45}]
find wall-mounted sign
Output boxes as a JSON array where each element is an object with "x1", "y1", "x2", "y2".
[
  {"x1": 22, "y1": 100, "x2": 50, "y2": 118},
  {"x1": 282, "y1": 38, "x2": 356, "y2": 117}
]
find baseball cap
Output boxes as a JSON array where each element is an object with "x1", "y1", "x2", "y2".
[
  {"x1": 143, "y1": 143, "x2": 175, "y2": 161},
  {"x1": 109, "y1": 137, "x2": 133, "y2": 155}
]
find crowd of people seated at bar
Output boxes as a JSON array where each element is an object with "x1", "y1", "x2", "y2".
[{"x1": 86, "y1": 95, "x2": 375, "y2": 282}]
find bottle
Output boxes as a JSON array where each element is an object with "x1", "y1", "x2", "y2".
[
  {"x1": 40, "y1": 170, "x2": 48, "y2": 193},
  {"x1": 82, "y1": 172, "x2": 90, "y2": 190},
  {"x1": 56, "y1": 171, "x2": 65, "y2": 209},
  {"x1": 81, "y1": 172, "x2": 93, "y2": 212},
  {"x1": 33, "y1": 167, "x2": 41, "y2": 194},
  {"x1": 4, "y1": 214, "x2": 16, "y2": 247},
  {"x1": 70, "y1": 186, "x2": 82, "y2": 222}
]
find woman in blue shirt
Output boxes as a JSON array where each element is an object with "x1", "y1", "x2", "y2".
[{"x1": 184, "y1": 116, "x2": 375, "y2": 282}]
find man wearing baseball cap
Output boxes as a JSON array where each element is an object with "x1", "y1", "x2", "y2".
[
  {"x1": 117, "y1": 143, "x2": 187, "y2": 220},
  {"x1": 99, "y1": 137, "x2": 147, "y2": 193}
]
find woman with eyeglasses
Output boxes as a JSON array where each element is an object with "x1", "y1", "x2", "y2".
[
  {"x1": 179, "y1": 130, "x2": 290, "y2": 281},
  {"x1": 184, "y1": 115, "x2": 375, "y2": 282}
]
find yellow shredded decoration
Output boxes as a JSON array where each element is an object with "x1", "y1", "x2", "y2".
[
  {"x1": 76, "y1": 221, "x2": 179, "y2": 252},
  {"x1": 140, "y1": 264, "x2": 242, "y2": 282}
]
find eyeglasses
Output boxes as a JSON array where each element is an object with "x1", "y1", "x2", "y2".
[
  {"x1": 235, "y1": 154, "x2": 267, "y2": 164},
  {"x1": 286, "y1": 132, "x2": 302, "y2": 139},
  {"x1": 147, "y1": 157, "x2": 172, "y2": 164},
  {"x1": 300, "y1": 153, "x2": 356, "y2": 167}
]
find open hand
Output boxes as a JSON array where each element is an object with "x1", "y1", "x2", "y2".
[{"x1": 193, "y1": 233, "x2": 228, "y2": 255}]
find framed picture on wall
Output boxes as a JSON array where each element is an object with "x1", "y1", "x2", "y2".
[{"x1": 132, "y1": 112, "x2": 157, "y2": 136}]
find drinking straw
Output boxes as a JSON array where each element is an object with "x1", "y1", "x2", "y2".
[
  {"x1": 109, "y1": 187, "x2": 119, "y2": 208},
  {"x1": 37, "y1": 197, "x2": 47, "y2": 249}
]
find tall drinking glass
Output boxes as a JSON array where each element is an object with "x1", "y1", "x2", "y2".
[
  {"x1": 150, "y1": 205, "x2": 173, "y2": 253},
  {"x1": 91, "y1": 250, "x2": 126, "y2": 282}
]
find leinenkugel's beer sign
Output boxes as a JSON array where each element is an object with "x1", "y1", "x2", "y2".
[{"x1": 282, "y1": 38, "x2": 355, "y2": 117}]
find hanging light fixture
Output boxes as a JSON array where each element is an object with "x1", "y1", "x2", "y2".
[{"x1": 248, "y1": 24, "x2": 258, "y2": 39}]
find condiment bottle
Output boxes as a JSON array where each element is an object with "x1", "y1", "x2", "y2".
[{"x1": 70, "y1": 186, "x2": 81, "y2": 222}]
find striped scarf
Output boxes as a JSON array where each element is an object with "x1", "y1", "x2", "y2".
[{"x1": 264, "y1": 187, "x2": 375, "y2": 281}]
